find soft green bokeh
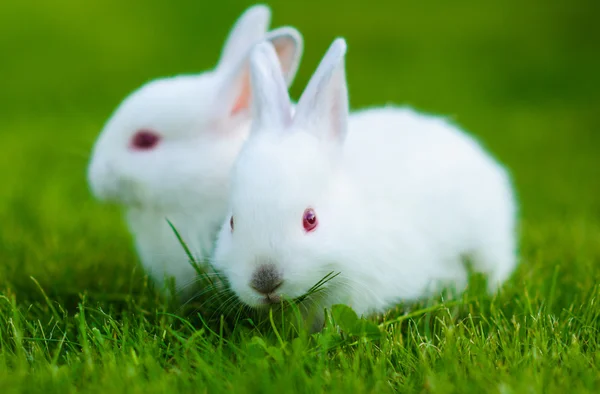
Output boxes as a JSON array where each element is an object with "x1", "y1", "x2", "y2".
[{"x1": 0, "y1": 0, "x2": 599, "y2": 392}]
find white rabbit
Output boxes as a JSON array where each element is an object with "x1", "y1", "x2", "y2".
[
  {"x1": 212, "y1": 38, "x2": 518, "y2": 321},
  {"x1": 87, "y1": 5, "x2": 304, "y2": 296}
]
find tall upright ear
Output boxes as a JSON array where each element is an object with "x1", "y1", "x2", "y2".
[
  {"x1": 216, "y1": 27, "x2": 303, "y2": 119},
  {"x1": 264, "y1": 27, "x2": 304, "y2": 88},
  {"x1": 249, "y1": 42, "x2": 293, "y2": 132},
  {"x1": 294, "y1": 38, "x2": 349, "y2": 145},
  {"x1": 217, "y1": 5, "x2": 271, "y2": 70}
]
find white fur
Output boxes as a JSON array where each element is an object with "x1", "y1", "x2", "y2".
[
  {"x1": 212, "y1": 39, "x2": 518, "y2": 319},
  {"x1": 87, "y1": 5, "x2": 303, "y2": 295}
]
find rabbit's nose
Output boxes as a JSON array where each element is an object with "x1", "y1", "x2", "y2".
[{"x1": 250, "y1": 264, "x2": 283, "y2": 295}]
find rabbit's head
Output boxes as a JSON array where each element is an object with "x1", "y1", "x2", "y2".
[
  {"x1": 213, "y1": 39, "x2": 352, "y2": 309},
  {"x1": 88, "y1": 5, "x2": 303, "y2": 211}
]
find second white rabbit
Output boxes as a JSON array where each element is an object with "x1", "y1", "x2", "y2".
[{"x1": 87, "y1": 5, "x2": 303, "y2": 297}]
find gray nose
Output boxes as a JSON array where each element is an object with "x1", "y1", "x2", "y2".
[{"x1": 251, "y1": 265, "x2": 283, "y2": 295}]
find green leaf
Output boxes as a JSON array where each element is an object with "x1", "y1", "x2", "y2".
[
  {"x1": 351, "y1": 319, "x2": 382, "y2": 340},
  {"x1": 262, "y1": 345, "x2": 285, "y2": 365},
  {"x1": 331, "y1": 304, "x2": 359, "y2": 331}
]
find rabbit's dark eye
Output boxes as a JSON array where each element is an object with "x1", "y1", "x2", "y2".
[
  {"x1": 131, "y1": 129, "x2": 160, "y2": 150},
  {"x1": 230, "y1": 216, "x2": 234, "y2": 232},
  {"x1": 302, "y1": 208, "x2": 318, "y2": 233}
]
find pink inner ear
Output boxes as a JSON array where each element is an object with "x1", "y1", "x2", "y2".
[
  {"x1": 231, "y1": 68, "x2": 251, "y2": 115},
  {"x1": 230, "y1": 39, "x2": 294, "y2": 116},
  {"x1": 273, "y1": 39, "x2": 293, "y2": 77}
]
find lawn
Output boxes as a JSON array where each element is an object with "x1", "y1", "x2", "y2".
[{"x1": 1, "y1": 0, "x2": 600, "y2": 392}]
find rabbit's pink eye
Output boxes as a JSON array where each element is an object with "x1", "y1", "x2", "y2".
[
  {"x1": 230, "y1": 216, "x2": 234, "y2": 232},
  {"x1": 131, "y1": 130, "x2": 160, "y2": 150},
  {"x1": 302, "y1": 208, "x2": 318, "y2": 233}
]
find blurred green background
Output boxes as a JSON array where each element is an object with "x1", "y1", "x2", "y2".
[{"x1": 0, "y1": 0, "x2": 599, "y2": 297}]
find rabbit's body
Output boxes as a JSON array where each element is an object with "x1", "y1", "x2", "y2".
[
  {"x1": 87, "y1": 6, "x2": 303, "y2": 296},
  {"x1": 125, "y1": 198, "x2": 234, "y2": 289},
  {"x1": 314, "y1": 107, "x2": 516, "y2": 314},
  {"x1": 212, "y1": 39, "x2": 518, "y2": 321}
]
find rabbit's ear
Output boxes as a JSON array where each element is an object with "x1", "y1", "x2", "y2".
[
  {"x1": 249, "y1": 41, "x2": 293, "y2": 131},
  {"x1": 216, "y1": 27, "x2": 302, "y2": 119},
  {"x1": 218, "y1": 5, "x2": 271, "y2": 70},
  {"x1": 294, "y1": 38, "x2": 349, "y2": 145},
  {"x1": 264, "y1": 27, "x2": 304, "y2": 88}
]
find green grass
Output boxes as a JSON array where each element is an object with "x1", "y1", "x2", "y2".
[{"x1": 1, "y1": 0, "x2": 600, "y2": 392}]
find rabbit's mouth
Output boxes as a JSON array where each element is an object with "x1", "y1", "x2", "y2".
[
  {"x1": 243, "y1": 272, "x2": 340, "y2": 310},
  {"x1": 258, "y1": 292, "x2": 283, "y2": 305}
]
